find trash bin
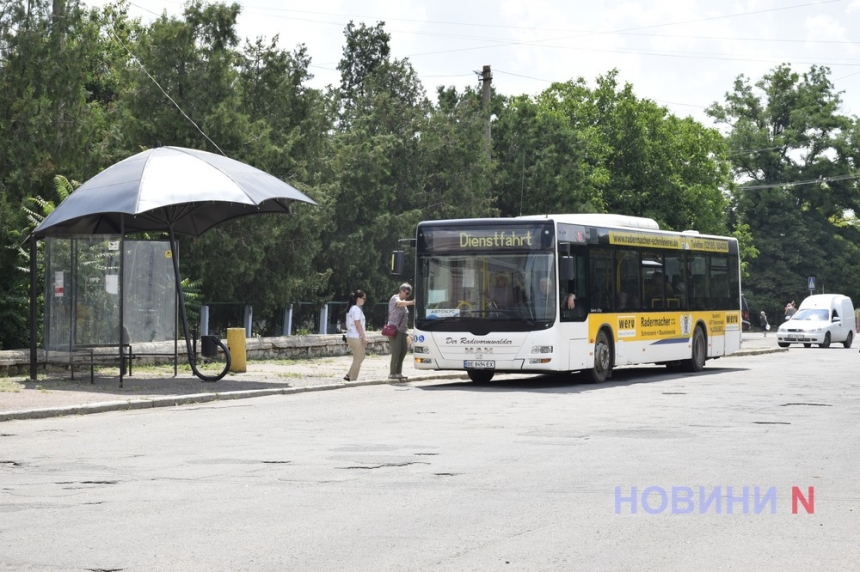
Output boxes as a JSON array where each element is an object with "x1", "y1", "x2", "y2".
[
  {"x1": 226, "y1": 328, "x2": 246, "y2": 373},
  {"x1": 200, "y1": 335, "x2": 219, "y2": 358}
]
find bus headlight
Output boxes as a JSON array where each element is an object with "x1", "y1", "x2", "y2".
[
  {"x1": 413, "y1": 346, "x2": 430, "y2": 354},
  {"x1": 415, "y1": 358, "x2": 434, "y2": 364},
  {"x1": 531, "y1": 346, "x2": 553, "y2": 354}
]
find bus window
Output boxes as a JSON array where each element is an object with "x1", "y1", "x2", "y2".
[
  {"x1": 615, "y1": 248, "x2": 641, "y2": 311},
  {"x1": 642, "y1": 251, "x2": 672, "y2": 309},
  {"x1": 709, "y1": 256, "x2": 730, "y2": 311},
  {"x1": 589, "y1": 248, "x2": 612, "y2": 312},
  {"x1": 561, "y1": 248, "x2": 588, "y2": 322},
  {"x1": 664, "y1": 252, "x2": 686, "y2": 309}
]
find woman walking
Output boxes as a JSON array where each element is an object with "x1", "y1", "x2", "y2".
[
  {"x1": 760, "y1": 310, "x2": 770, "y2": 337},
  {"x1": 344, "y1": 290, "x2": 368, "y2": 381},
  {"x1": 387, "y1": 283, "x2": 415, "y2": 381}
]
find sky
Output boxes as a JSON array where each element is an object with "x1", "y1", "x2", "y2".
[{"x1": 88, "y1": 0, "x2": 860, "y2": 127}]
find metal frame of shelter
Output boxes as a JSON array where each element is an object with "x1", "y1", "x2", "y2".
[
  {"x1": 28, "y1": 218, "x2": 219, "y2": 383},
  {"x1": 39, "y1": 235, "x2": 181, "y2": 386}
]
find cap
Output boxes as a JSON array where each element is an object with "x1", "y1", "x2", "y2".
[{"x1": 399, "y1": 283, "x2": 412, "y2": 292}]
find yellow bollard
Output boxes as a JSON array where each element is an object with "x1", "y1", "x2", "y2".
[{"x1": 226, "y1": 328, "x2": 247, "y2": 373}]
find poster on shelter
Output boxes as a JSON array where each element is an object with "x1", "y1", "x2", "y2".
[
  {"x1": 54, "y1": 271, "x2": 64, "y2": 297},
  {"x1": 105, "y1": 274, "x2": 119, "y2": 295}
]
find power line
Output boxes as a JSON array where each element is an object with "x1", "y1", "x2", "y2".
[
  {"x1": 245, "y1": 2, "x2": 848, "y2": 38},
  {"x1": 740, "y1": 173, "x2": 860, "y2": 190},
  {"x1": 250, "y1": 7, "x2": 860, "y2": 68},
  {"x1": 728, "y1": 146, "x2": 789, "y2": 156},
  {"x1": 404, "y1": 35, "x2": 860, "y2": 68},
  {"x1": 109, "y1": 30, "x2": 226, "y2": 156},
  {"x1": 494, "y1": 70, "x2": 553, "y2": 83},
  {"x1": 614, "y1": 31, "x2": 860, "y2": 46}
]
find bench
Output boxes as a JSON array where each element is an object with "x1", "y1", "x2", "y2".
[{"x1": 71, "y1": 344, "x2": 179, "y2": 386}]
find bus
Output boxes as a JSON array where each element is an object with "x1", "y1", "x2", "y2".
[{"x1": 395, "y1": 214, "x2": 742, "y2": 383}]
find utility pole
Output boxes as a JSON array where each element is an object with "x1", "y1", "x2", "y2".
[{"x1": 480, "y1": 65, "x2": 492, "y2": 159}]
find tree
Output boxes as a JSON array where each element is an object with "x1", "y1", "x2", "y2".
[
  {"x1": 318, "y1": 23, "x2": 496, "y2": 313},
  {"x1": 182, "y1": 35, "x2": 332, "y2": 333},
  {"x1": 107, "y1": 4, "x2": 328, "y2": 333},
  {"x1": 336, "y1": 21, "x2": 391, "y2": 123},
  {"x1": 0, "y1": 0, "x2": 118, "y2": 348},
  {"x1": 111, "y1": 0, "x2": 243, "y2": 152},
  {"x1": 492, "y1": 71, "x2": 732, "y2": 234},
  {"x1": 707, "y1": 64, "x2": 860, "y2": 314}
]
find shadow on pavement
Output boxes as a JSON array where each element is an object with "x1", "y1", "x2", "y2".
[
  {"x1": 419, "y1": 364, "x2": 747, "y2": 394},
  {"x1": 12, "y1": 375, "x2": 293, "y2": 399}
]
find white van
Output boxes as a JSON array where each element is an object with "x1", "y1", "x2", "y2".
[{"x1": 777, "y1": 294, "x2": 855, "y2": 348}]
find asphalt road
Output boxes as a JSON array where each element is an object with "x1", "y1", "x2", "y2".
[{"x1": 1, "y1": 342, "x2": 858, "y2": 571}]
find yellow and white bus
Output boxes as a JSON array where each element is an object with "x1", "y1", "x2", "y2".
[{"x1": 401, "y1": 214, "x2": 742, "y2": 383}]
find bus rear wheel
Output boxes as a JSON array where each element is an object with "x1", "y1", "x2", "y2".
[
  {"x1": 683, "y1": 326, "x2": 706, "y2": 372},
  {"x1": 588, "y1": 330, "x2": 612, "y2": 383},
  {"x1": 467, "y1": 370, "x2": 494, "y2": 383}
]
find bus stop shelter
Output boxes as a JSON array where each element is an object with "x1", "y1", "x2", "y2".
[{"x1": 27, "y1": 146, "x2": 317, "y2": 382}]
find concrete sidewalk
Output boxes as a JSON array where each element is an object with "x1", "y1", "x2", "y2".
[{"x1": 0, "y1": 335, "x2": 784, "y2": 422}]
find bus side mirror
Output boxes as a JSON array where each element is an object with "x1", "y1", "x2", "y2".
[
  {"x1": 560, "y1": 256, "x2": 575, "y2": 281},
  {"x1": 391, "y1": 251, "x2": 405, "y2": 275}
]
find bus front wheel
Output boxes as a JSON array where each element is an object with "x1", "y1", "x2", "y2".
[
  {"x1": 588, "y1": 330, "x2": 612, "y2": 383},
  {"x1": 683, "y1": 326, "x2": 706, "y2": 372}
]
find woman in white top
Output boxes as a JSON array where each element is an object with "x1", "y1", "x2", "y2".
[{"x1": 344, "y1": 290, "x2": 368, "y2": 381}]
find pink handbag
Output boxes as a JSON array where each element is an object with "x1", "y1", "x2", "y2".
[{"x1": 381, "y1": 324, "x2": 397, "y2": 337}]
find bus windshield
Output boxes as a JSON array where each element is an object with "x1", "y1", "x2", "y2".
[{"x1": 417, "y1": 251, "x2": 556, "y2": 330}]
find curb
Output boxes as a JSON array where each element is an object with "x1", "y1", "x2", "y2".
[
  {"x1": 0, "y1": 373, "x2": 469, "y2": 423},
  {"x1": 0, "y1": 350, "x2": 781, "y2": 422},
  {"x1": 729, "y1": 347, "x2": 788, "y2": 357}
]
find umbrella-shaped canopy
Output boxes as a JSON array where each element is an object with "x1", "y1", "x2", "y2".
[
  {"x1": 28, "y1": 146, "x2": 318, "y2": 383},
  {"x1": 31, "y1": 146, "x2": 317, "y2": 239}
]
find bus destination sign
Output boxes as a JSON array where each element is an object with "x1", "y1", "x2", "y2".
[{"x1": 422, "y1": 224, "x2": 552, "y2": 251}]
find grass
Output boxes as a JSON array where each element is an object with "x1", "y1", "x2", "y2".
[
  {"x1": 0, "y1": 378, "x2": 23, "y2": 393},
  {"x1": 277, "y1": 372, "x2": 305, "y2": 379}
]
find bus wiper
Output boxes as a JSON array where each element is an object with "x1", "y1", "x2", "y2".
[
  {"x1": 465, "y1": 309, "x2": 535, "y2": 325},
  {"x1": 421, "y1": 315, "x2": 461, "y2": 327}
]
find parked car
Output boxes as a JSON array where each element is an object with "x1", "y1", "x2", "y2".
[
  {"x1": 776, "y1": 294, "x2": 855, "y2": 348},
  {"x1": 741, "y1": 295, "x2": 750, "y2": 331}
]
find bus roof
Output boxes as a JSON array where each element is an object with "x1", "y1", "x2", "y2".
[
  {"x1": 417, "y1": 214, "x2": 734, "y2": 242},
  {"x1": 517, "y1": 213, "x2": 660, "y2": 230}
]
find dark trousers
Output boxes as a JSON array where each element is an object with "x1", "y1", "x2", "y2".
[{"x1": 389, "y1": 331, "x2": 409, "y2": 375}]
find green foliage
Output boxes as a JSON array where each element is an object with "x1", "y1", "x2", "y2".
[
  {"x1": 731, "y1": 222, "x2": 759, "y2": 281},
  {"x1": 336, "y1": 21, "x2": 391, "y2": 122},
  {"x1": 708, "y1": 64, "x2": 860, "y2": 310},
  {"x1": 492, "y1": 71, "x2": 732, "y2": 234},
  {"x1": 318, "y1": 22, "x2": 495, "y2": 306},
  {"x1": 3, "y1": 6, "x2": 859, "y2": 351}
]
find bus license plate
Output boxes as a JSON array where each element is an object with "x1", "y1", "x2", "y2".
[{"x1": 464, "y1": 360, "x2": 494, "y2": 369}]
